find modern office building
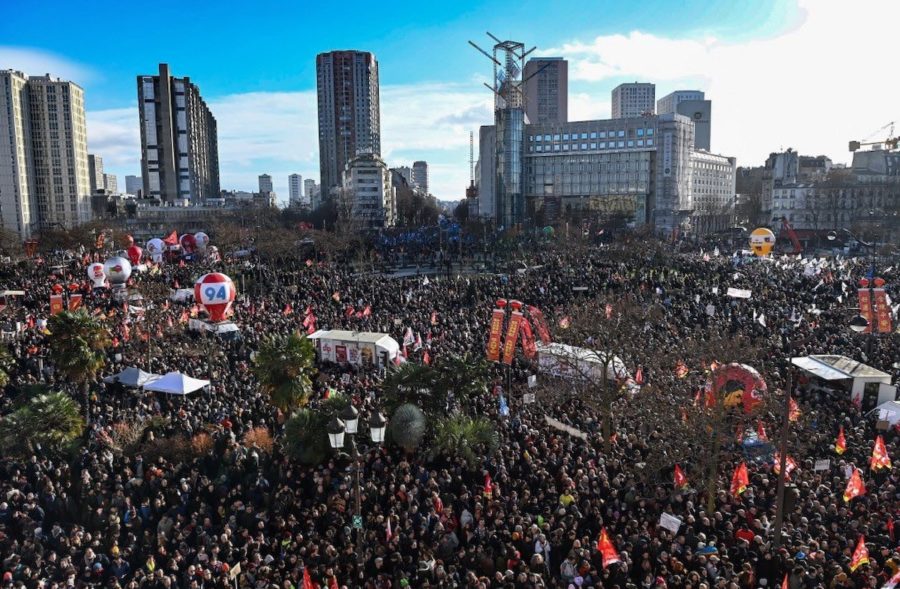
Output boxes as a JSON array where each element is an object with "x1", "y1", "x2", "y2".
[
  {"x1": 258, "y1": 174, "x2": 273, "y2": 194},
  {"x1": 524, "y1": 57, "x2": 568, "y2": 124},
  {"x1": 341, "y1": 153, "x2": 396, "y2": 229},
  {"x1": 658, "y1": 91, "x2": 712, "y2": 151},
  {"x1": 316, "y1": 50, "x2": 381, "y2": 194},
  {"x1": 288, "y1": 173, "x2": 303, "y2": 205},
  {"x1": 657, "y1": 90, "x2": 705, "y2": 116},
  {"x1": 0, "y1": 72, "x2": 93, "y2": 234},
  {"x1": 412, "y1": 161, "x2": 428, "y2": 194},
  {"x1": 88, "y1": 154, "x2": 105, "y2": 193},
  {"x1": 304, "y1": 179, "x2": 320, "y2": 207},
  {"x1": 393, "y1": 166, "x2": 413, "y2": 187},
  {"x1": 611, "y1": 82, "x2": 655, "y2": 119},
  {"x1": 104, "y1": 174, "x2": 118, "y2": 194},
  {"x1": 137, "y1": 63, "x2": 220, "y2": 203},
  {"x1": 125, "y1": 175, "x2": 142, "y2": 195}
]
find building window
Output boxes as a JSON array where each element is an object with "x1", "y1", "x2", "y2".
[
  {"x1": 535, "y1": 135, "x2": 542, "y2": 141},
  {"x1": 637, "y1": 140, "x2": 644, "y2": 147},
  {"x1": 544, "y1": 135, "x2": 551, "y2": 141},
  {"x1": 618, "y1": 141, "x2": 625, "y2": 148},
  {"x1": 637, "y1": 129, "x2": 644, "y2": 137},
  {"x1": 627, "y1": 140, "x2": 634, "y2": 147},
  {"x1": 590, "y1": 143, "x2": 597, "y2": 149},
  {"x1": 647, "y1": 139, "x2": 653, "y2": 146},
  {"x1": 599, "y1": 142, "x2": 606, "y2": 149},
  {"x1": 580, "y1": 133, "x2": 587, "y2": 139},
  {"x1": 581, "y1": 144, "x2": 587, "y2": 150},
  {"x1": 553, "y1": 134, "x2": 560, "y2": 141},
  {"x1": 617, "y1": 130, "x2": 625, "y2": 138},
  {"x1": 599, "y1": 131, "x2": 606, "y2": 138},
  {"x1": 590, "y1": 132, "x2": 597, "y2": 139},
  {"x1": 647, "y1": 128, "x2": 654, "y2": 136},
  {"x1": 535, "y1": 145, "x2": 542, "y2": 152}
]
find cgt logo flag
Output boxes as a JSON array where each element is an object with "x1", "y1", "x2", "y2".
[
  {"x1": 67, "y1": 294, "x2": 83, "y2": 312},
  {"x1": 843, "y1": 467, "x2": 866, "y2": 502},
  {"x1": 871, "y1": 435, "x2": 892, "y2": 471},
  {"x1": 501, "y1": 306, "x2": 524, "y2": 365},
  {"x1": 49, "y1": 294, "x2": 64, "y2": 315},
  {"x1": 730, "y1": 462, "x2": 749, "y2": 497},
  {"x1": 596, "y1": 528, "x2": 620, "y2": 569},
  {"x1": 486, "y1": 301, "x2": 506, "y2": 362},
  {"x1": 835, "y1": 426, "x2": 847, "y2": 455}
]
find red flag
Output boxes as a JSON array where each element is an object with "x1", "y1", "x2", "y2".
[
  {"x1": 423, "y1": 350, "x2": 431, "y2": 366},
  {"x1": 283, "y1": 304, "x2": 293, "y2": 316},
  {"x1": 773, "y1": 452, "x2": 798, "y2": 480},
  {"x1": 430, "y1": 310, "x2": 438, "y2": 325},
  {"x1": 162, "y1": 230, "x2": 179, "y2": 246},
  {"x1": 674, "y1": 464, "x2": 687, "y2": 489},
  {"x1": 756, "y1": 420, "x2": 768, "y2": 442},
  {"x1": 843, "y1": 467, "x2": 866, "y2": 502},
  {"x1": 179, "y1": 310, "x2": 189, "y2": 324},
  {"x1": 870, "y1": 435, "x2": 892, "y2": 470},
  {"x1": 122, "y1": 323, "x2": 130, "y2": 341},
  {"x1": 484, "y1": 472, "x2": 493, "y2": 498},
  {"x1": 605, "y1": 303, "x2": 613, "y2": 320},
  {"x1": 362, "y1": 305, "x2": 372, "y2": 318},
  {"x1": 736, "y1": 424, "x2": 744, "y2": 444},
  {"x1": 596, "y1": 528, "x2": 620, "y2": 569},
  {"x1": 345, "y1": 306, "x2": 355, "y2": 318},
  {"x1": 850, "y1": 535, "x2": 869, "y2": 572},
  {"x1": 888, "y1": 517, "x2": 896, "y2": 542},
  {"x1": 781, "y1": 573, "x2": 788, "y2": 589},
  {"x1": 386, "y1": 517, "x2": 393, "y2": 542},
  {"x1": 304, "y1": 305, "x2": 312, "y2": 316},
  {"x1": 558, "y1": 316, "x2": 570, "y2": 329},
  {"x1": 730, "y1": 462, "x2": 749, "y2": 496},
  {"x1": 178, "y1": 259, "x2": 186, "y2": 268},
  {"x1": 167, "y1": 316, "x2": 174, "y2": 328},
  {"x1": 487, "y1": 308, "x2": 505, "y2": 361},
  {"x1": 328, "y1": 576, "x2": 338, "y2": 589},
  {"x1": 527, "y1": 305, "x2": 551, "y2": 344},
  {"x1": 634, "y1": 366, "x2": 644, "y2": 385},
  {"x1": 520, "y1": 319, "x2": 537, "y2": 359},
  {"x1": 49, "y1": 294, "x2": 64, "y2": 315},
  {"x1": 67, "y1": 294, "x2": 83, "y2": 312},
  {"x1": 302, "y1": 568, "x2": 315, "y2": 589},
  {"x1": 303, "y1": 313, "x2": 316, "y2": 328},
  {"x1": 306, "y1": 321, "x2": 317, "y2": 335},
  {"x1": 414, "y1": 332, "x2": 423, "y2": 352},
  {"x1": 501, "y1": 310, "x2": 523, "y2": 365},
  {"x1": 789, "y1": 397, "x2": 800, "y2": 422},
  {"x1": 835, "y1": 426, "x2": 847, "y2": 455}
]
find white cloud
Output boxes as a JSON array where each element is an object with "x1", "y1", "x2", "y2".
[
  {"x1": 0, "y1": 46, "x2": 95, "y2": 83},
  {"x1": 89, "y1": 82, "x2": 492, "y2": 202},
  {"x1": 548, "y1": 0, "x2": 900, "y2": 167}
]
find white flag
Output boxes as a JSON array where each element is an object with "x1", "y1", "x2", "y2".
[
  {"x1": 423, "y1": 276, "x2": 430, "y2": 286},
  {"x1": 757, "y1": 313, "x2": 766, "y2": 327}
]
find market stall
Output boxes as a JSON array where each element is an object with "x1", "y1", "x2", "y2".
[
  {"x1": 791, "y1": 355, "x2": 895, "y2": 411},
  {"x1": 307, "y1": 330, "x2": 399, "y2": 369}
]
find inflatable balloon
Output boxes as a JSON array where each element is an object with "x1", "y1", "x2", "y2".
[
  {"x1": 126, "y1": 245, "x2": 143, "y2": 265},
  {"x1": 194, "y1": 273, "x2": 236, "y2": 322},
  {"x1": 103, "y1": 257, "x2": 132, "y2": 286},
  {"x1": 146, "y1": 238, "x2": 165, "y2": 263},
  {"x1": 180, "y1": 234, "x2": 197, "y2": 254},
  {"x1": 51, "y1": 284, "x2": 63, "y2": 294},
  {"x1": 710, "y1": 363, "x2": 767, "y2": 414},
  {"x1": 87, "y1": 263, "x2": 106, "y2": 288},
  {"x1": 749, "y1": 228, "x2": 776, "y2": 257},
  {"x1": 193, "y1": 232, "x2": 209, "y2": 250}
]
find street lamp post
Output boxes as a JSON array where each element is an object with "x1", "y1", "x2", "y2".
[{"x1": 328, "y1": 408, "x2": 387, "y2": 565}]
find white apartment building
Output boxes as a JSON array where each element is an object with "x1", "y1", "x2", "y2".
[
  {"x1": 0, "y1": 71, "x2": 91, "y2": 238},
  {"x1": 611, "y1": 83, "x2": 655, "y2": 119},
  {"x1": 690, "y1": 150, "x2": 736, "y2": 234},
  {"x1": 288, "y1": 173, "x2": 303, "y2": 205},
  {"x1": 341, "y1": 153, "x2": 396, "y2": 229}
]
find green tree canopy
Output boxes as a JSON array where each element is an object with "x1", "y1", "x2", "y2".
[{"x1": 253, "y1": 333, "x2": 317, "y2": 412}]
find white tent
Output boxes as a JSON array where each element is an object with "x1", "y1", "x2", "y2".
[
  {"x1": 307, "y1": 329, "x2": 399, "y2": 368},
  {"x1": 535, "y1": 342, "x2": 629, "y2": 382},
  {"x1": 791, "y1": 355, "x2": 894, "y2": 406},
  {"x1": 143, "y1": 371, "x2": 210, "y2": 395},
  {"x1": 870, "y1": 401, "x2": 900, "y2": 426},
  {"x1": 103, "y1": 367, "x2": 161, "y2": 388}
]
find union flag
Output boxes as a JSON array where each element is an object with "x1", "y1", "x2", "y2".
[
  {"x1": 843, "y1": 467, "x2": 866, "y2": 503},
  {"x1": 730, "y1": 462, "x2": 749, "y2": 496},
  {"x1": 596, "y1": 528, "x2": 620, "y2": 569},
  {"x1": 850, "y1": 535, "x2": 869, "y2": 572},
  {"x1": 835, "y1": 426, "x2": 847, "y2": 455},
  {"x1": 674, "y1": 464, "x2": 688, "y2": 489},
  {"x1": 870, "y1": 435, "x2": 892, "y2": 470}
]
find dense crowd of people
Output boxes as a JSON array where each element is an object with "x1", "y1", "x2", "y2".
[{"x1": 0, "y1": 233, "x2": 898, "y2": 589}]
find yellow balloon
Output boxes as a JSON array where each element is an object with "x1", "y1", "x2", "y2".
[{"x1": 749, "y1": 227, "x2": 776, "y2": 256}]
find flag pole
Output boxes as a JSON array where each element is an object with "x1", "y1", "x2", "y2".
[{"x1": 773, "y1": 339, "x2": 793, "y2": 547}]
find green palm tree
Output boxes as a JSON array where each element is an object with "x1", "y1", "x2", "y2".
[
  {"x1": 429, "y1": 415, "x2": 498, "y2": 469},
  {"x1": 281, "y1": 393, "x2": 349, "y2": 465},
  {"x1": 48, "y1": 311, "x2": 110, "y2": 424},
  {"x1": 0, "y1": 390, "x2": 84, "y2": 457},
  {"x1": 381, "y1": 363, "x2": 439, "y2": 414},
  {"x1": 253, "y1": 333, "x2": 317, "y2": 412},
  {"x1": 433, "y1": 353, "x2": 490, "y2": 410},
  {"x1": 390, "y1": 403, "x2": 426, "y2": 453}
]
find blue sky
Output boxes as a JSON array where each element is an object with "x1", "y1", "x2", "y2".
[{"x1": 2, "y1": 0, "x2": 894, "y2": 202}]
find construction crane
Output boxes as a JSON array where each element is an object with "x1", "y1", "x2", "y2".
[{"x1": 849, "y1": 121, "x2": 899, "y2": 152}]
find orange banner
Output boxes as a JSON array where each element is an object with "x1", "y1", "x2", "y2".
[
  {"x1": 49, "y1": 294, "x2": 64, "y2": 315},
  {"x1": 858, "y1": 289, "x2": 873, "y2": 334},
  {"x1": 873, "y1": 288, "x2": 893, "y2": 334},
  {"x1": 68, "y1": 294, "x2": 83, "y2": 312},
  {"x1": 502, "y1": 311, "x2": 523, "y2": 365},
  {"x1": 486, "y1": 308, "x2": 505, "y2": 362}
]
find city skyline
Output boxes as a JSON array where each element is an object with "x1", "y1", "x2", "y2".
[{"x1": 1, "y1": 0, "x2": 896, "y2": 203}]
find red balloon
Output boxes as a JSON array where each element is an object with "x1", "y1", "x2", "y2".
[
  {"x1": 873, "y1": 277, "x2": 886, "y2": 287},
  {"x1": 51, "y1": 284, "x2": 63, "y2": 294},
  {"x1": 180, "y1": 234, "x2": 197, "y2": 253},
  {"x1": 127, "y1": 245, "x2": 143, "y2": 265},
  {"x1": 194, "y1": 273, "x2": 236, "y2": 322}
]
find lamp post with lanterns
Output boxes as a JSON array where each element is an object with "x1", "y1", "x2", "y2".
[{"x1": 327, "y1": 408, "x2": 387, "y2": 563}]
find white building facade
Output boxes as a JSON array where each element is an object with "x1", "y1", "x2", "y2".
[{"x1": 341, "y1": 153, "x2": 396, "y2": 229}]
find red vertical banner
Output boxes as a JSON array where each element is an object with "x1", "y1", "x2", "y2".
[
  {"x1": 858, "y1": 288, "x2": 874, "y2": 333},
  {"x1": 520, "y1": 318, "x2": 537, "y2": 359},
  {"x1": 527, "y1": 305, "x2": 551, "y2": 344},
  {"x1": 873, "y1": 288, "x2": 893, "y2": 334},
  {"x1": 486, "y1": 300, "x2": 507, "y2": 362},
  {"x1": 502, "y1": 303, "x2": 524, "y2": 365},
  {"x1": 68, "y1": 294, "x2": 83, "y2": 311},
  {"x1": 49, "y1": 295, "x2": 64, "y2": 315}
]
